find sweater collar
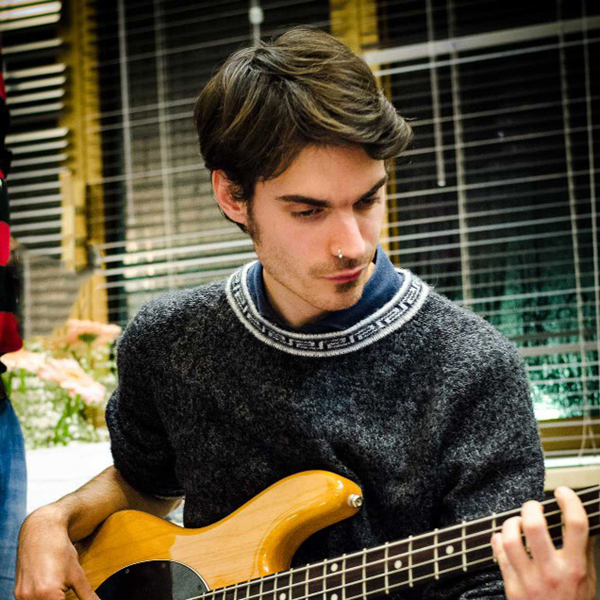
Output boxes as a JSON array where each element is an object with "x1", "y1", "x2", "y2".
[
  {"x1": 226, "y1": 255, "x2": 429, "y2": 358},
  {"x1": 246, "y1": 247, "x2": 403, "y2": 334}
]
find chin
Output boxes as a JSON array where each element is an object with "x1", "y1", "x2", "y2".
[{"x1": 319, "y1": 288, "x2": 364, "y2": 312}]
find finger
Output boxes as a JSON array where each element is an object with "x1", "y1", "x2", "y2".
[
  {"x1": 492, "y1": 533, "x2": 518, "y2": 577},
  {"x1": 554, "y1": 486, "x2": 589, "y2": 557},
  {"x1": 520, "y1": 500, "x2": 554, "y2": 564},
  {"x1": 69, "y1": 568, "x2": 100, "y2": 600},
  {"x1": 491, "y1": 533, "x2": 522, "y2": 598},
  {"x1": 499, "y1": 516, "x2": 531, "y2": 571}
]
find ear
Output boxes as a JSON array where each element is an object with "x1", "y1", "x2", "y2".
[{"x1": 212, "y1": 170, "x2": 248, "y2": 228}]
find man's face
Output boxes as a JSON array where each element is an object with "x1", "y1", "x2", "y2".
[{"x1": 241, "y1": 144, "x2": 387, "y2": 328}]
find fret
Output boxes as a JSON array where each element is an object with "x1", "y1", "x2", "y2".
[
  {"x1": 248, "y1": 581, "x2": 262, "y2": 600},
  {"x1": 461, "y1": 521, "x2": 467, "y2": 572},
  {"x1": 383, "y1": 543, "x2": 389, "y2": 594},
  {"x1": 364, "y1": 547, "x2": 386, "y2": 596},
  {"x1": 433, "y1": 529, "x2": 439, "y2": 580},
  {"x1": 410, "y1": 532, "x2": 436, "y2": 584},
  {"x1": 291, "y1": 568, "x2": 307, "y2": 600},
  {"x1": 326, "y1": 556, "x2": 343, "y2": 600},
  {"x1": 408, "y1": 536, "x2": 413, "y2": 588},
  {"x1": 288, "y1": 569, "x2": 294, "y2": 600},
  {"x1": 343, "y1": 553, "x2": 363, "y2": 600},
  {"x1": 304, "y1": 566, "x2": 310, "y2": 600},
  {"x1": 223, "y1": 585, "x2": 235, "y2": 600},
  {"x1": 437, "y1": 527, "x2": 462, "y2": 575},
  {"x1": 491, "y1": 513, "x2": 498, "y2": 563},
  {"x1": 261, "y1": 573, "x2": 276, "y2": 600},
  {"x1": 361, "y1": 550, "x2": 367, "y2": 600},
  {"x1": 274, "y1": 574, "x2": 284, "y2": 600},
  {"x1": 308, "y1": 563, "x2": 324, "y2": 600},
  {"x1": 234, "y1": 485, "x2": 600, "y2": 600},
  {"x1": 463, "y1": 515, "x2": 496, "y2": 570},
  {"x1": 386, "y1": 540, "x2": 408, "y2": 590}
]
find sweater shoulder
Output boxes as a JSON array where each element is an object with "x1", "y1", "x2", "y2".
[
  {"x1": 413, "y1": 287, "x2": 523, "y2": 375},
  {"x1": 116, "y1": 279, "x2": 228, "y2": 361}
]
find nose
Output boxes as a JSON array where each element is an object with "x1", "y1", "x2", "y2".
[{"x1": 330, "y1": 211, "x2": 366, "y2": 261}]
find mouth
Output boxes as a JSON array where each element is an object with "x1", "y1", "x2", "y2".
[{"x1": 324, "y1": 267, "x2": 365, "y2": 283}]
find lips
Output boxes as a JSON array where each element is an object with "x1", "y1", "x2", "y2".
[{"x1": 324, "y1": 267, "x2": 364, "y2": 283}]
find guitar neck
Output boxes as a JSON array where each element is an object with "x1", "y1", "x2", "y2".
[{"x1": 205, "y1": 485, "x2": 600, "y2": 600}]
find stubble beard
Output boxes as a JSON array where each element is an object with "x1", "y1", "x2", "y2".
[{"x1": 246, "y1": 210, "x2": 374, "y2": 314}]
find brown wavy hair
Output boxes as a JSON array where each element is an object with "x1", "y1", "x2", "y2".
[{"x1": 194, "y1": 26, "x2": 413, "y2": 231}]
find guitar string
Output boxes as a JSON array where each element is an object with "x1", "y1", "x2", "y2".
[
  {"x1": 201, "y1": 495, "x2": 600, "y2": 597},
  {"x1": 199, "y1": 487, "x2": 600, "y2": 600},
  {"x1": 185, "y1": 512, "x2": 600, "y2": 600},
  {"x1": 195, "y1": 510, "x2": 600, "y2": 600},
  {"x1": 214, "y1": 511, "x2": 600, "y2": 600},
  {"x1": 195, "y1": 501, "x2": 600, "y2": 600},
  {"x1": 185, "y1": 501, "x2": 600, "y2": 600}
]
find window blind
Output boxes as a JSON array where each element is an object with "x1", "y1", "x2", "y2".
[
  {"x1": 7, "y1": 0, "x2": 598, "y2": 458},
  {"x1": 365, "y1": 0, "x2": 599, "y2": 456},
  {"x1": 0, "y1": 0, "x2": 81, "y2": 338},
  {"x1": 87, "y1": 0, "x2": 330, "y2": 322}
]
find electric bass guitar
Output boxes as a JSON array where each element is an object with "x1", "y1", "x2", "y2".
[{"x1": 69, "y1": 471, "x2": 600, "y2": 600}]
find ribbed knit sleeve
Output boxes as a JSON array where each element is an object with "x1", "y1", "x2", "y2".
[
  {"x1": 105, "y1": 303, "x2": 184, "y2": 498},
  {"x1": 422, "y1": 311, "x2": 545, "y2": 599}
]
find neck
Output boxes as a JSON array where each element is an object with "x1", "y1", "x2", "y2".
[
  {"x1": 262, "y1": 270, "x2": 328, "y2": 329},
  {"x1": 204, "y1": 485, "x2": 600, "y2": 600}
]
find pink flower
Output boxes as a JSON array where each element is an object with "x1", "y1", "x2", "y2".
[
  {"x1": 61, "y1": 379, "x2": 106, "y2": 405},
  {"x1": 64, "y1": 320, "x2": 122, "y2": 347},
  {"x1": 37, "y1": 358, "x2": 106, "y2": 405},
  {"x1": 38, "y1": 358, "x2": 89, "y2": 385},
  {"x1": 1, "y1": 349, "x2": 46, "y2": 373}
]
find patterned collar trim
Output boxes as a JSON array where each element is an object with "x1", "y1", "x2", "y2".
[{"x1": 225, "y1": 262, "x2": 429, "y2": 357}]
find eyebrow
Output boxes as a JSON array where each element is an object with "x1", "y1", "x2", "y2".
[{"x1": 275, "y1": 175, "x2": 388, "y2": 208}]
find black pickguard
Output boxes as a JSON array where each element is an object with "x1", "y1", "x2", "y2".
[{"x1": 95, "y1": 560, "x2": 208, "y2": 600}]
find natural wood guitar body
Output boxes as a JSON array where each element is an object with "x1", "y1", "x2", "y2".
[
  {"x1": 68, "y1": 471, "x2": 362, "y2": 600},
  {"x1": 67, "y1": 471, "x2": 600, "y2": 599}
]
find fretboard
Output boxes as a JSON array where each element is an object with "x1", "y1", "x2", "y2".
[{"x1": 202, "y1": 485, "x2": 600, "y2": 600}]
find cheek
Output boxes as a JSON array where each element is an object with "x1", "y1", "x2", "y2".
[{"x1": 362, "y1": 210, "x2": 385, "y2": 240}]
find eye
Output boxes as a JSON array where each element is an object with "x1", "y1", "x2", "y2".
[
  {"x1": 292, "y1": 207, "x2": 323, "y2": 219},
  {"x1": 356, "y1": 195, "x2": 380, "y2": 209}
]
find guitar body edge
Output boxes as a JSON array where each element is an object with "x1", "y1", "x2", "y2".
[{"x1": 67, "y1": 471, "x2": 362, "y2": 600}]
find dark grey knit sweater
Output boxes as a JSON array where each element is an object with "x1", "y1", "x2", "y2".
[{"x1": 106, "y1": 266, "x2": 545, "y2": 600}]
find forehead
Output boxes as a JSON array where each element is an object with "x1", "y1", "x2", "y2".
[{"x1": 259, "y1": 145, "x2": 386, "y2": 202}]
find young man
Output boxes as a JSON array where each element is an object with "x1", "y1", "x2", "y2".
[{"x1": 15, "y1": 27, "x2": 595, "y2": 600}]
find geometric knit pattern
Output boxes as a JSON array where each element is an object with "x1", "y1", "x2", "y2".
[{"x1": 226, "y1": 262, "x2": 429, "y2": 357}]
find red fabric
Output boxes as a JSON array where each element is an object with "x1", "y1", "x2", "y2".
[
  {"x1": 0, "y1": 311, "x2": 21, "y2": 353},
  {"x1": 0, "y1": 44, "x2": 22, "y2": 353},
  {"x1": 0, "y1": 222, "x2": 9, "y2": 265}
]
